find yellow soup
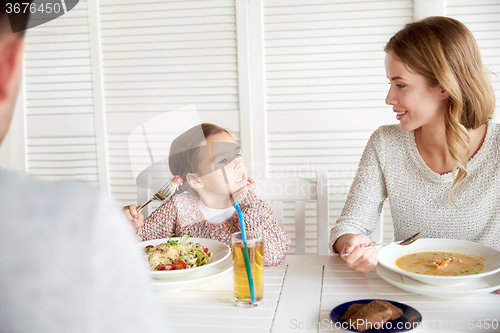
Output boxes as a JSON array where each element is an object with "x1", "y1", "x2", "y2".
[{"x1": 396, "y1": 252, "x2": 485, "y2": 276}]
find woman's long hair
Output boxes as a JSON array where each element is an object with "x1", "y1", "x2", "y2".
[
  {"x1": 385, "y1": 16, "x2": 496, "y2": 206},
  {"x1": 168, "y1": 123, "x2": 230, "y2": 195}
]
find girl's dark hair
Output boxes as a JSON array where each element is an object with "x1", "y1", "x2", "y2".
[{"x1": 168, "y1": 123, "x2": 230, "y2": 195}]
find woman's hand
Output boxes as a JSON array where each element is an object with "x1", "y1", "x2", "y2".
[
  {"x1": 334, "y1": 233, "x2": 378, "y2": 273},
  {"x1": 123, "y1": 205, "x2": 145, "y2": 231}
]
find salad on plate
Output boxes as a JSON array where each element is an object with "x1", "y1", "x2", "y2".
[{"x1": 144, "y1": 235, "x2": 212, "y2": 271}]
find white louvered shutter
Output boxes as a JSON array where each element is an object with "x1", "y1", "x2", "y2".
[
  {"x1": 99, "y1": 0, "x2": 240, "y2": 206},
  {"x1": 447, "y1": 0, "x2": 500, "y2": 118},
  {"x1": 263, "y1": 0, "x2": 413, "y2": 252},
  {"x1": 24, "y1": 1, "x2": 100, "y2": 187}
]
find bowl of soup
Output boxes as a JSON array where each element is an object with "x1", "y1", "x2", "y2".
[{"x1": 377, "y1": 238, "x2": 500, "y2": 286}]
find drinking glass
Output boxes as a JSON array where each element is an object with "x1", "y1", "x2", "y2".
[{"x1": 231, "y1": 231, "x2": 264, "y2": 307}]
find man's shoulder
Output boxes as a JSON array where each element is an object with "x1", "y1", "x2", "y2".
[
  {"x1": 0, "y1": 170, "x2": 112, "y2": 226},
  {"x1": 0, "y1": 170, "x2": 102, "y2": 202}
]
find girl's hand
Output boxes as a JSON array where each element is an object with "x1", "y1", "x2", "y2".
[
  {"x1": 123, "y1": 205, "x2": 145, "y2": 231},
  {"x1": 335, "y1": 233, "x2": 378, "y2": 273},
  {"x1": 231, "y1": 177, "x2": 256, "y2": 200},
  {"x1": 246, "y1": 177, "x2": 256, "y2": 192}
]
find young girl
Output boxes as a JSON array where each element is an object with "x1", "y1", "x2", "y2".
[
  {"x1": 125, "y1": 123, "x2": 290, "y2": 266},
  {"x1": 330, "y1": 16, "x2": 499, "y2": 274}
]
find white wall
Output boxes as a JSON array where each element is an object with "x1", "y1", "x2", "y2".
[{"x1": 1, "y1": 0, "x2": 499, "y2": 253}]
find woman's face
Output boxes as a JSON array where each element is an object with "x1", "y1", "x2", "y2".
[
  {"x1": 195, "y1": 131, "x2": 248, "y2": 200},
  {"x1": 384, "y1": 52, "x2": 449, "y2": 132}
]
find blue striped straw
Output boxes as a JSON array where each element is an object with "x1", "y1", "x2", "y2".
[{"x1": 234, "y1": 201, "x2": 256, "y2": 302}]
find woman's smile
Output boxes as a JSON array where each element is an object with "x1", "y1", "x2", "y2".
[{"x1": 395, "y1": 110, "x2": 407, "y2": 120}]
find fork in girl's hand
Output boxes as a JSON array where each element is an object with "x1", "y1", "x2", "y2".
[{"x1": 137, "y1": 176, "x2": 183, "y2": 212}]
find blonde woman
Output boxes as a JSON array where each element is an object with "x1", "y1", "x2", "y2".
[{"x1": 330, "y1": 16, "x2": 499, "y2": 274}]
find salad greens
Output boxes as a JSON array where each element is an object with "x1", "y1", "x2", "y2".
[{"x1": 162, "y1": 234, "x2": 189, "y2": 246}]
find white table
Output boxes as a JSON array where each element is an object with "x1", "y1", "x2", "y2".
[{"x1": 154, "y1": 255, "x2": 500, "y2": 333}]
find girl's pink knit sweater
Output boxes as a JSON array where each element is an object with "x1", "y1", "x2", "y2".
[{"x1": 137, "y1": 190, "x2": 290, "y2": 266}]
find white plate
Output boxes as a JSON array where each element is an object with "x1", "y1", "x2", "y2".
[
  {"x1": 138, "y1": 237, "x2": 231, "y2": 280},
  {"x1": 376, "y1": 264, "x2": 500, "y2": 299},
  {"x1": 377, "y1": 238, "x2": 500, "y2": 286},
  {"x1": 151, "y1": 256, "x2": 233, "y2": 291}
]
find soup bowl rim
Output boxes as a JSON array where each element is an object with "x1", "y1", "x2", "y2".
[{"x1": 377, "y1": 238, "x2": 500, "y2": 286}]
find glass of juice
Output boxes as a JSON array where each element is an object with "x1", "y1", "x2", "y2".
[{"x1": 231, "y1": 231, "x2": 264, "y2": 307}]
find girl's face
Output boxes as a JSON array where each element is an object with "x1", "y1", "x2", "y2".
[
  {"x1": 384, "y1": 52, "x2": 449, "y2": 132},
  {"x1": 194, "y1": 131, "x2": 248, "y2": 203}
]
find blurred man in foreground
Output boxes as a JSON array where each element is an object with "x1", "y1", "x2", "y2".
[{"x1": 0, "y1": 3, "x2": 170, "y2": 332}]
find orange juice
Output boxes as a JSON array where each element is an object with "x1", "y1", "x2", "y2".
[{"x1": 232, "y1": 238, "x2": 264, "y2": 306}]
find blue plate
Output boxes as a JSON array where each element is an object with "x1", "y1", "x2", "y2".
[{"x1": 330, "y1": 299, "x2": 422, "y2": 332}]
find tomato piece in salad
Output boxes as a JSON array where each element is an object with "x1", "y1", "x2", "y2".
[
  {"x1": 157, "y1": 264, "x2": 174, "y2": 271},
  {"x1": 173, "y1": 259, "x2": 187, "y2": 270},
  {"x1": 203, "y1": 247, "x2": 209, "y2": 254},
  {"x1": 171, "y1": 175, "x2": 183, "y2": 187}
]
